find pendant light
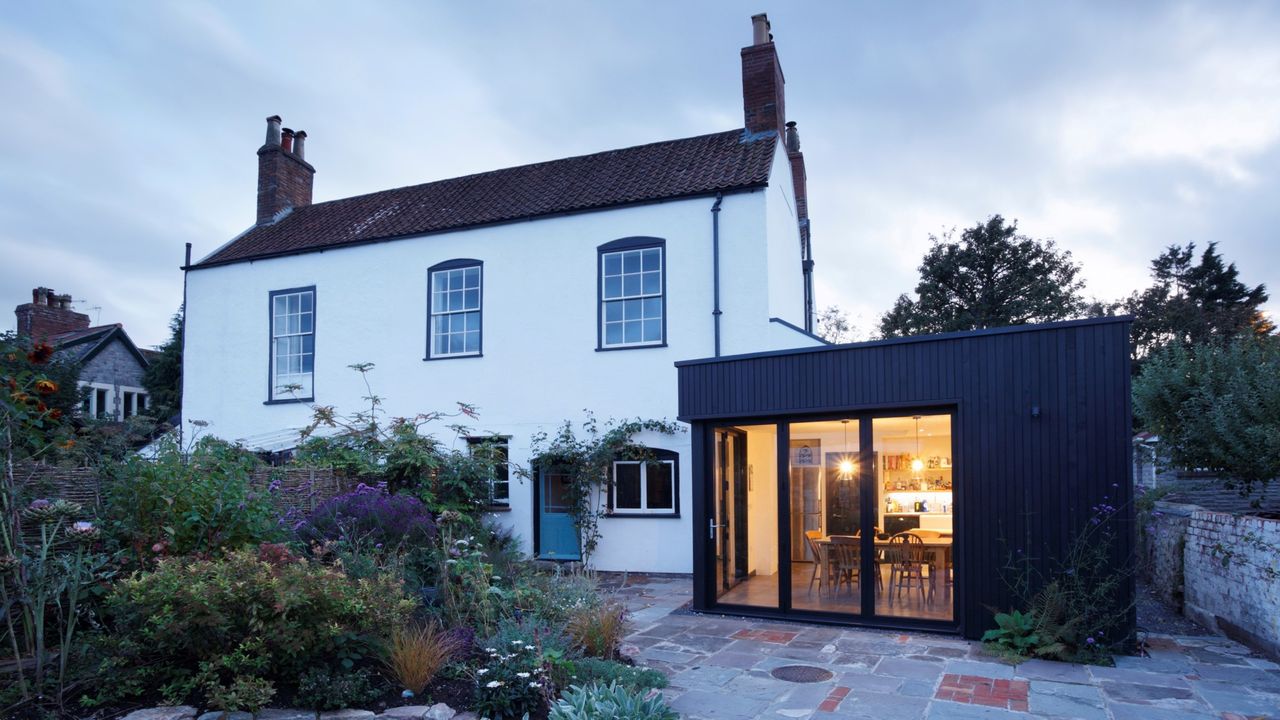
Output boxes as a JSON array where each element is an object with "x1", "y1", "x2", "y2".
[
  {"x1": 837, "y1": 419, "x2": 856, "y2": 480},
  {"x1": 910, "y1": 415, "x2": 925, "y2": 476}
]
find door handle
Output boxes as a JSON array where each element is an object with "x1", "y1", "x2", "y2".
[{"x1": 709, "y1": 518, "x2": 717, "y2": 540}]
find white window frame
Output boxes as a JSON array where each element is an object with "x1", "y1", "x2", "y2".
[
  {"x1": 78, "y1": 381, "x2": 117, "y2": 420},
  {"x1": 466, "y1": 436, "x2": 510, "y2": 506},
  {"x1": 610, "y1": 458, "x2": 677, "y2": 514},
  {"x1": 600, "y1": 244, "x2": 664, "y2": 348},
  {"x1": 428, "y1": 262, "x2": 482, "y2": 359},
  {"x1": 269, "y1": 287, "x2": 315, "y2": 402},
  {"x1": 119, "y1": 385, "x2": 148, "y2": 419}
]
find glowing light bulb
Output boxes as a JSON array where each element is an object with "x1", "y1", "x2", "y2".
[
  {"x1": 911, "y1": 458, "x2": 924, "y2": 473},
  {"x1": 838, "y1": 458, "x2": 855, "y2": 477}
]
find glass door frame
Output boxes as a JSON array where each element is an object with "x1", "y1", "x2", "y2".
[{"x1": 700, "y1": 406, "x2": 961, "y2": 634}]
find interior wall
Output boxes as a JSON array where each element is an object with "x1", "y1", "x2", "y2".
[{"x1": 744, "y1": 424, "x2": 778, "y2": 576}]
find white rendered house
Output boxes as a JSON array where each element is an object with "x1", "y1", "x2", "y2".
[{"x1": 181, "y1": 14, "x2": 821, "y2": 573}]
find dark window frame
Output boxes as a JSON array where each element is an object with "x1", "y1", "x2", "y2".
[
  {"x1": 265, "y1": 285, "x2": 316, "y2": 404},
  {"x1": 607, "y1": 447, "x2": 680, "y2": 518},
  {"x1": 425, "y1": 258, "x2": 484, "y2": 361},
  {"x1": 596, "y1": 236, "x2": 667, "y2": 351}
]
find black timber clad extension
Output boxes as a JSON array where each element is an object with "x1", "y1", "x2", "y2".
[{"x1": 675, "y1": 316, "x2": 1135, "y2": 640}]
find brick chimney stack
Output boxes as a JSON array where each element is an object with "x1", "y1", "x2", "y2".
[
  {"x1": 256, "y1": 115, "x2": 315, "y2": 225},
  {"x1": 15, "y1": 287, "x2": 90, "y2": 342},
  {"x1": 741, "y1": 15, "x2": 816, "y2": 332},
  {"x1": 741, "y1": 13, "x2": 786, "y2": 135}
]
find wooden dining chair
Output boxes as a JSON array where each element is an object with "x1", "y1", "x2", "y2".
[
  {"x1": 828, "y1": 535, "x2": 861, "y2": 596},
  {"x1": 885, "y1": 532, "x2": 929, "y2": 605},
  {"x1": 804, "y1": 530, "x2": 834, "y2": 593}
]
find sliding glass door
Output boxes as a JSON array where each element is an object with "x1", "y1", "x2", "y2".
[{"x1": 705, "y1": 412, "x2": 956, "y2": 626}]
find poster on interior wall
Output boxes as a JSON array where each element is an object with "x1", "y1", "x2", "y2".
[{"x1": 790, "y1": 439, "x2": 821, "y2": 466}]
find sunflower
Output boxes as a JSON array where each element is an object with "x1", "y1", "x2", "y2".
[{"x1": 35, "y1": 379, "x2": 58, "y2": 395}]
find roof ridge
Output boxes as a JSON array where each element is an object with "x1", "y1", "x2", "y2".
[{"x1": 299, "y1": 128, "x2": 752, "y2": 211}]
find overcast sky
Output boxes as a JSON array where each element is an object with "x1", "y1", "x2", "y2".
[{"x1": 3, "y1": 1, "x2": 1277, "y2": 347}]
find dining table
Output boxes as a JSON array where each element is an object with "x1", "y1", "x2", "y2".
[{"x1": 812, "y1": 533, "x2": 952, "y2": 594}]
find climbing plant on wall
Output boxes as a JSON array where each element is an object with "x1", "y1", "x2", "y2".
[{"x1": 524, "y1": 413, "x2": 682, "y2": 567}]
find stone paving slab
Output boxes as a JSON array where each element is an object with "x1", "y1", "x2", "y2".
[{"x1": 612, "y1": 575, "x2": 1280, "y2": 720}]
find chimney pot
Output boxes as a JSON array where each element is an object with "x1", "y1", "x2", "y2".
[
  {"x1": 751, "y1": 13, "x2": 770, "y2": 45},
  {"x1": 265, "y1": 115, "x2": 282, "y2": 146},
  {"x1": 785, "y1": 121, "x2": 800, "y2": 152},
  {"x1": 294, "y1": 130, "x2": 307, "y2": 160},
  {"x1": 280, "y1": 128, "x2": 295, "y2": 153}
]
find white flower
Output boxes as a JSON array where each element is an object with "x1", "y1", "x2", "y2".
[
  {"x1": 528, "y1": 681, "x2": 542, "y2": 688},
  {"x1": 476, "y1": 668, "x2": 489, "y2": 675},
  {"x1": 486, "y1": 680, "x2": 503, "y2": 688},
  {"x1": 491, "y1": 575, "x2": 502, "y2": 581},
  {"x1": 516, "y1": 672, "x2": 530, "y2": 678},
  {"x1": 485, "y1": 647, "x2": 497, "y2": 653},
  {"x1": 511, "y1": 640, "x2": 524, "y2": 645}
]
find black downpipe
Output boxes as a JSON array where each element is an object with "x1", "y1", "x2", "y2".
[{"x1": 711, "y1": 193, "x2": 724, "y2": 357}]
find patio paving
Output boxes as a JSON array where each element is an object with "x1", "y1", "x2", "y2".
[{"x1": 608, "y1": 574, "x2": 1280, "y2": 720}]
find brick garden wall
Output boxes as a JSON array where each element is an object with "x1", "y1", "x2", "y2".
[{"x1": 1182, "y1": 510, "x2": 1280, "y2": 658}]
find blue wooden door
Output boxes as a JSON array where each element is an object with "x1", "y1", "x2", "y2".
[{"x1": 538, "y1": 469, "x2": 581, "y2": 560}]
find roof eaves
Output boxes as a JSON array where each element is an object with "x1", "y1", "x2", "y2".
[{"x1": 186, "y1": 182, "x2": 768, "y2": 271}]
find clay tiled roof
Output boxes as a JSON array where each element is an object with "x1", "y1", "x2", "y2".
[{"x1": 194, "y1": 129, "x2": 776, "y2": 268}]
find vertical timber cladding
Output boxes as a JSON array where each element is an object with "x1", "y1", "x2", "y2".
[{"x1": 676, "y1": 317, "x2": 1134, "y2": 639}]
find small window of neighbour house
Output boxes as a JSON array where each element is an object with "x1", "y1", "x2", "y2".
[
  {"x1": 609, "y1": 449, "x2": 678, "y2": 515},
  {"x1": 269, "y1": 287, "x2": 315, "y2": 402},
  {"x1": 428, "y1": 261, "x2": 482, "y2": 358},
  {"x1": 598, "y1": 238, "x2": 665, "y2": 349},
  {"x1": 467, "y1": 437, "x2": 509, "y2": 505},
  {"x1": 123, "y1": 391, "x2": 134, "y2": 419}
]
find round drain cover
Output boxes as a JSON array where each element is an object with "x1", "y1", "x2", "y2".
[{"x1": 770, "y1": 665, "x2": 834, "y2": 683}]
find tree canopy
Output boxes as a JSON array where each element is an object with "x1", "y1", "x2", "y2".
[
  {"x1": 878, "y1": 215, "x2": 1086, "y2": 338},
  {"x1": 1133, "y1": 336, "x2": 1280, "y2": 500},
  {"x1": 142, "y1": 309, "x2": 183, "y2": 425},
  {"x1": 1124, "y1": 241, "x2": 1272, "y2": 361}
]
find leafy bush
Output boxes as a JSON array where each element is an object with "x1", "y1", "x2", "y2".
[
  {"x1": 565, "y1": 601, "x2": 628, "y2": 659},
  {"x1": 91, "y1": 549, "x2": 415, "y2": 706},
  {"x1": 569, "y1": 658, "x2": 667, "y2": 692},
  {"x1": 509, "y1": 565, "x2": 602, "y2": 625},
  {"x1": 383, "y1": 621, "x2": 461, "y2": 695},
  {"x1": 298, "y1": 483, "x2": 436, "y2": 550},
  {"x1": 296, "y1": 667, "x2": 384, "y2": 711},
  {"x1": 102, "y1": 435, "x2": 281, "y2": 562},
  {"x1": 549, "y1": 681, "x2": 677, "y2": 720},
  {"x1": 203, "y1": 674, "x2": 276, "y2": 712},
  {"x1": 1133, "y1": 336, "x2": 1280, "y2": 499},
  {"x1": 981, "y1": 610, "x2": 1039, "y2": 655}
]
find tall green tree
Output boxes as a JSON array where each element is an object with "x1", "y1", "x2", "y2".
[
  {"x1": 1125, "y1": 242, "x2": 1272, "y2": 360},
  {"x1": 142, "y1": 309, "x2": 183, "y2": 424},
  {"x1": 878, "y1": 215, "x2": 1086, "y2": 338},
  {"x1": 1133, "y1": 336, "x2": 1280, "y2": 500}
]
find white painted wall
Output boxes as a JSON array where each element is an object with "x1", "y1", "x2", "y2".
[
  {"x1": 185, "y1": 185, "x2": 821, "y2": 574},
  {"x1": 765, "y1": 144, "x2": 808, "y2": 328},
  {"x1": 744, "y1": 424, "x2": 778, "y2": 576}
]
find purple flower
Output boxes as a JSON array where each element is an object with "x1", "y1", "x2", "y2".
[{"x1": 1086, "y1": 637, "x2": 1096, "y2": 645}]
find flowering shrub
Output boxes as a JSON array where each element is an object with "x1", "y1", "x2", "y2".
[
  {"x1": 86, "y1": 549, "x2": 416, "y2": 707},
  {"x1": 471, "y1": 639, "x2": 553, "y2": 720},
  {"x1": 297, "y1": 483, "x2": 436, "y2": 549},
  {"x1": 102, "y1": 435, "x2": 281, "y2": 563}
]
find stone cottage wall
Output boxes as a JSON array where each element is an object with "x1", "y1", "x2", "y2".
[{"x1": 1183, "y1": 510, "x2": 1280, "y2": 658}]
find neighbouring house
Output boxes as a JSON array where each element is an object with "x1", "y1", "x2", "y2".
[
  {"x1": 14, "y1": 286, "x2": 152, "y2": 421},
  {"x1": 182, "y1": 14, "x2": 1134, "y2": 640}
]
